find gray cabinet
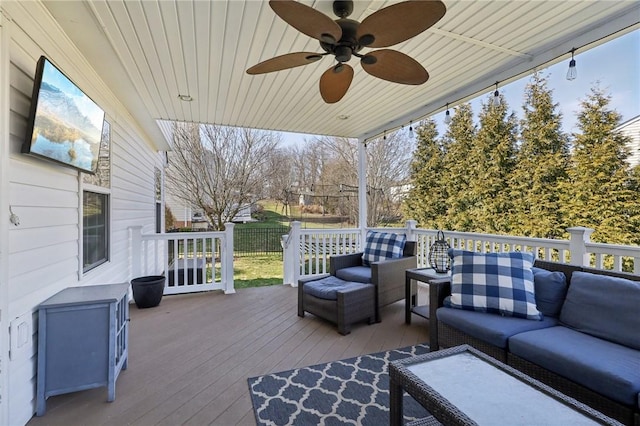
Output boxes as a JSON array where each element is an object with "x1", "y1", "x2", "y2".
[{"x1": 36, "y1": 283, "x2": 129, "y2": 416}]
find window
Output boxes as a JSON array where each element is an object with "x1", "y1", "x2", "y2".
[
  {"x1": 82, "y1": 120, "x2": 111, "y2": 273},
  {"x1": 83, "y1": 191, "x2": 109, "y2": 272}
]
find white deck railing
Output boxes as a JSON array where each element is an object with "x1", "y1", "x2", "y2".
[
  {"x1": 283, "y1": 222, "x2": 640, "y2": 286},
  {"x1": 129, "y1": 224, "x2": 235, "y2": 295},
  {"x1": 130, "y1": 222, "x2": 640, "y2": 292}
]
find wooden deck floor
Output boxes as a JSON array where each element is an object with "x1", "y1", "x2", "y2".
[{"x1": 28, "y1": 284, "x2": 429, "y2": 426}]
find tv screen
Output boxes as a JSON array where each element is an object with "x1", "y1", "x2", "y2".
[{"x1": 22, "y1": 56, "x2": 105, "y2": 174}]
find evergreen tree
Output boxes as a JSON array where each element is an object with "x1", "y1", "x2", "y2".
[
  {"x1": 467, "y1": 93, "x2": 519, "y2": 233},
  {"x1": 403, "y1": 119, "x2": 447, "y2": 228},
  {"x1": 441, "y1": 103, "x2": 477, "y2": 231},
  {"x1": 561, "y1": 86, "x2": 637, "y2": 244},
  {"x1": 510, "y1": 73, "x2": 569, "y2": 238}
]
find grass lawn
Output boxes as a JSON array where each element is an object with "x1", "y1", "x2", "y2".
[
  {"x1": 232, "y1": 200, "x2": 352, "y2": 288},
  {"x1": 233, "y1": 254, "x2": 283, "y2": 288}
]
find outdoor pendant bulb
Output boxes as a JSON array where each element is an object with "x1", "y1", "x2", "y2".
[
  {"x1": 409, "y1": 121, "x2": 415, "y2": 139},
  {"x1": 444, "y1": 103, "x2": 452, "y2": 124},
  {"x1": 566, "y1": 48, "x2": 577, "y2": 81},
  {"x1": 492, "y1": 82, "x2": 500, "y2": 106}
]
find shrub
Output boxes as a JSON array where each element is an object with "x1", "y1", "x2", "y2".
[{"x1": 301, "y1": 204, "x2": 324, "y2": 214}]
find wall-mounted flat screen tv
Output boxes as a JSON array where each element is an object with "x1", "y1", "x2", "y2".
[{"x1": 22, "y1": 56, "x2": 105, "y2": 174}]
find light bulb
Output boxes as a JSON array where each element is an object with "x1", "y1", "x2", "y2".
[
  {"x1": 444, "y1": 110, "x2": 452, "y2": 124},
  {"x1": 408, "y1": 123, "x2": 415, "y2": 139},
  {"x1": 492, "y1": 90, "x2": 500, "y2": 106},
  {"x1": 566, "y1": 58, "x2": 577, "y2": 81}
]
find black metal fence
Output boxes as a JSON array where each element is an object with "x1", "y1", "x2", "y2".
[{"x1": 234, "y1": 225, "x2": 290, "y2": 257}]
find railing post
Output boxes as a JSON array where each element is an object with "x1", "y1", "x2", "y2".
[
  {"x1": 129, "y1": 226, "x2": 143, "y2": 280},
  {"x1": 223, "y1": 222, "x2": 236, "y2": 294},
  {"x1": 405, "y1": 220, "x2": 417, "y2": 241},
  {"x1": 283, "y1": 221, "x2": 302, "y2": 287},
  {"x1": 282, "y1": 234, "x2": 291, "y2": 285},
  {"x1": 567, "y1": 226, "x2": 594, "y2": 266}
]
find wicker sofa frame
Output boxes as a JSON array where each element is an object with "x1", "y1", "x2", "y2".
[{"x1": 428, "y1": 260, "x2": 640, "y2": 426}]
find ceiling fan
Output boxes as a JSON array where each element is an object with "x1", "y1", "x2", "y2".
[{"x1": 246, "y1": 0, "x2": 446, "y2": 103}]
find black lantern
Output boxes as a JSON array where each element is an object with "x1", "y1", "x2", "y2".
[{"x1": 429, "y1": 231, "x2": 451, "y2": 273}]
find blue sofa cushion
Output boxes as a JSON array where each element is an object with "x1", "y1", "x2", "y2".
[
  {"x1": 510, "y1": 326, "x2": 640, "y2": 406},
  {"x1": 303, "y1": 276, "x2": 371, "y2": 300},
  {"x1": 362, "y1": 231, "x2": 406, "y2": 266},
  {"x1": 446, "y1": 250, "x2": 542, "y2": 320},
  {"x1": 335, "y1": 266, "x2": 372, "y2": 284},
  {"x1": 532, "y1": 267, "x2": 568, "y2": 317},
  {"x1": 560, "y1": 271, "x2": 640, "y2": 350},
  {"x1": 436, "y1": 306, "x2": 557, "y2": 348}
]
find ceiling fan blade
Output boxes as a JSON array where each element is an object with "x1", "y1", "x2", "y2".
[
  {"x1": 246, "y1": 52, "x2": 323, "y2": 74},
  {"x1": 357, "y1": 0, "x2": 446, "y2": 48},
  {"x1": 361, "y1": 49, "x2": 429, "y2": 85},
  {"x1": 319, "y1": 64, "x2": 354, "y2": 103},
  {"x1": 270, "y1": 0, "x2": 342, "y2": 44}
]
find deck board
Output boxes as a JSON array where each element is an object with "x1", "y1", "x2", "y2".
[{"x1": 27, "y1": 284, "x2": 429, "y2": 426}]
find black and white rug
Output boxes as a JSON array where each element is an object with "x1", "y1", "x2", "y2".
[{"x1": 247, "y1": 344, "x2": 431, "y2": 425}]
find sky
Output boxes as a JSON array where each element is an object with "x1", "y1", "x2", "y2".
[
  {"x1": 279, "y1": 29, "x2": 639, "y2": 145},
  {"x1": 42, "y1": 58, "x2": 105, "y2": 130}
]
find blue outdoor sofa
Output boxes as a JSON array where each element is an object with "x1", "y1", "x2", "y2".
[{"x1": 428, "y1": 256, "x2": 640, "y2": 426}]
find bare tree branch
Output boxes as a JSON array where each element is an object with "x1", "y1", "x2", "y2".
[{"x1": 166, "y1": 123, "x2": 280, "y2": 230}]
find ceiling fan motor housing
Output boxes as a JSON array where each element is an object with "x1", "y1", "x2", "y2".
[{"x1": 321, "y1": 18, "x2": 363, "y2": 62}]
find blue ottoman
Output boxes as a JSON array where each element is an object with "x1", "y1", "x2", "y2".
[{"x1": 298, "y1": 275, "x2": 376, "y2": 335}]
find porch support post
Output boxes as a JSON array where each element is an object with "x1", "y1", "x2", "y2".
[
  {"x1": 405, "y1": 220, "x2": 417, "y2": 241},
  {"x1": 223, "y1": 222, "x2": 235, "y2": 294},
  {"x1": 567, "y1": 226, "x2": 593, "y2": 267},
  {"x1": 358, "y1": 138, "x2": 368, "y2": 242},
  {"x1": 129, "y1": 226, "x2": 143, "y2": 279}
]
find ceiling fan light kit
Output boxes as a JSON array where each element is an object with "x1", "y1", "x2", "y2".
[{"x1": 247, "y1": 0, "x2": 446, "y2": 103}]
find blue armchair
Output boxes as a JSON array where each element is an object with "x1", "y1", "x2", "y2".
[{"x1": 330, "y1": 240, "x2": 417, "y2": 322}]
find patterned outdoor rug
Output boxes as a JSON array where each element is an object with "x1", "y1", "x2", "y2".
[{"x1": 247, "y1": 344, "x2": 431, "y2": 425}]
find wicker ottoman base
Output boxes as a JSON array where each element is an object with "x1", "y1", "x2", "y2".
[{"x1": 298, "y1": 275, "x2": 376, "y2": 335}]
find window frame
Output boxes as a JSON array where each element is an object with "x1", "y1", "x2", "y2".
[
  {"x1": 82, "y1": 188, "x2": 110, "y2": 273},
  {"x1": 80, "y1": 119, "x2": 112, "y2": 275}
]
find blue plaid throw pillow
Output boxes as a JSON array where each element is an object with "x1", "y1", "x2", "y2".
[
  {"x1": 446, "y1": 249, "x2": 542, "y2": 320},
  {"x1": 362, "y1": 231, "x2": 406, "y2": 266}
]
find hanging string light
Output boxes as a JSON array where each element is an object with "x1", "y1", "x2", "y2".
[
  {"x1": 566, "y1": 48, "x2": 577, "y2": 81},
  {"x1": 492, "y1": 82, "x2": 500, "y2": 106},
  {"x1": 444, "y1": 103, "x2": 452, "y2": 124},
  {"x1": 408, "y1": 121, "x2": 415, "y2": 139}
]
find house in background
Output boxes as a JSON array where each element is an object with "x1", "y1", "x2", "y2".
[
  {"x1": 0, "y1": 1, "x2": 637, "y2": 425},
  {"x1": 618, "y1": 114, "x2": 640, "y2": 167},
  {"x1": 164, "y1": 192, "x2": 256, "y2": 230}
]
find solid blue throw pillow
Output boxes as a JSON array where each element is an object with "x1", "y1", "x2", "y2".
[
  {"x1": 531, "y1": 267, "x2": 568, "y2": 317},
  {"x1": 446, "y1": 249, "x2": 542, "y2": 320},
  {"x1": 362, "y1": 231, "x2": 406, "y2": 266}
]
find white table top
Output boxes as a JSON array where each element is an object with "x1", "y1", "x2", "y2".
[{"x1": 407, "y1": 351, "x2": 602, "y2": 425}]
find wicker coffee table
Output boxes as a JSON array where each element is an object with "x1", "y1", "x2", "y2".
[{"x1": 389, "y1": 345, "x2": 622, "y2": 426}]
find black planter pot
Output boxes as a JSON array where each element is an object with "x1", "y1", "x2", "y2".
[{"x1": 131, "y1": 275, "x2": 165, "y2": 308}]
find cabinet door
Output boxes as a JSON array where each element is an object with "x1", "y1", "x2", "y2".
[{"x1": 44, "y1": 304, "x2": 110, "y2": 391}]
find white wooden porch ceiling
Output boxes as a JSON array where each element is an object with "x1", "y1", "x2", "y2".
[{"x1": 44, "y1": 0, "x2": 639, "y2": 147}]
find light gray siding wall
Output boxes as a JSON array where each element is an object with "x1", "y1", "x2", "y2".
[
  {"x1": 619, "y1": 115, "x2": 640, "y2": 167},
  {"x1": 3, "y1": 2, "x2": 163, "y2": 424}
]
